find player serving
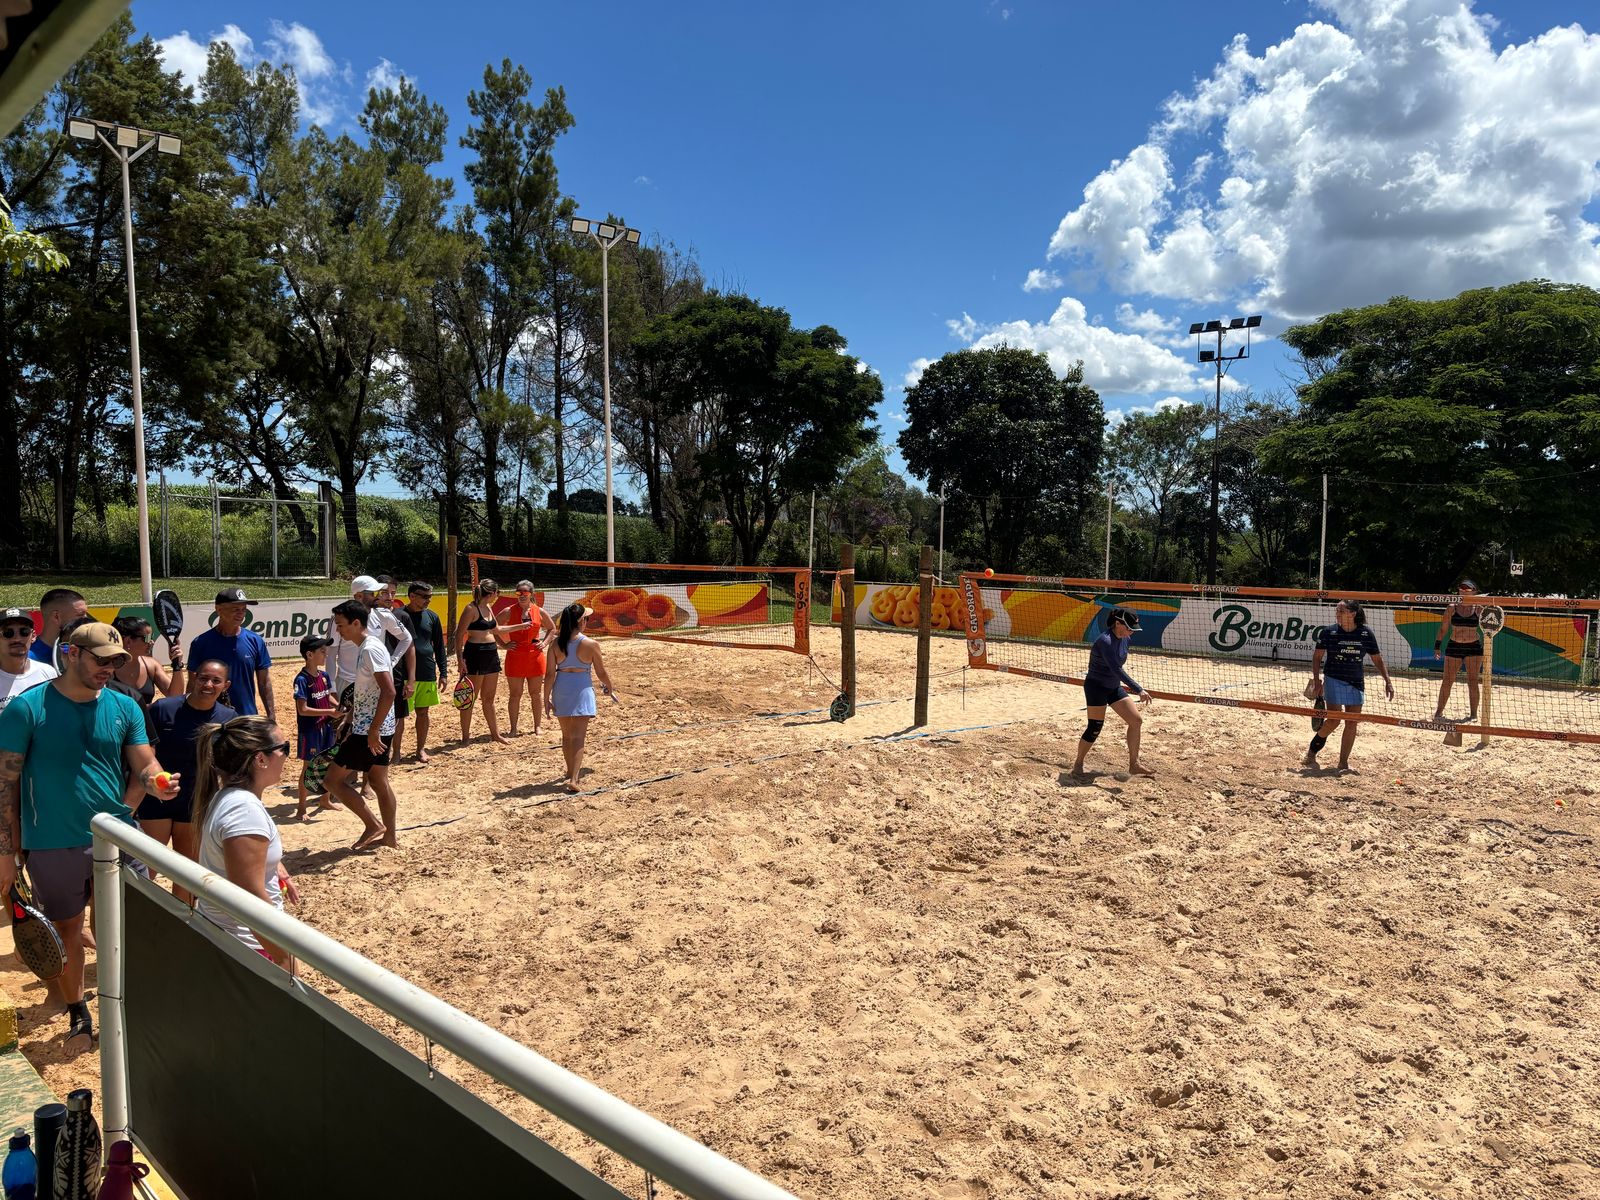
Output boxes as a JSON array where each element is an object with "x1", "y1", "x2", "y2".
[
  {"x1": 1070, "y1": 607, "x2": 1153, "y2": 778},
  {"x1": 1304, "y1": 599, "x2": 1395, "y2": 772}
]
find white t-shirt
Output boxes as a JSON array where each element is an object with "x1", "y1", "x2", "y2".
[
  {"x1": 331, "y1": 605, "x2": 411, "y2": 692},
  {"x1": 197, "y1": 785, "x2": 282, "y2": 952},
  {"x1": 0, "y1": 659, "x2": 57, "y2": 717},
  {"x1": 351, "y1": 635, "x2": 396, "y2": 737}
]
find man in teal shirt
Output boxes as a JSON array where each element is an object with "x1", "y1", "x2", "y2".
[{"x1": 0, "y1": 622, "x2": 180, "y2": 1048}]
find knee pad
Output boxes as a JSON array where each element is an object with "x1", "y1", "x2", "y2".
[{"x1": 1081, "y1": 718, "x2": 1104, "y2": 744}]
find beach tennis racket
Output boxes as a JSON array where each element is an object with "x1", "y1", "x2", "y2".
[
  {"x1": 9, "y1": 879, "x2": 65, "y2": 983},
  {"x1": 153, "y1": 589, "x2": 184, "y2": 651},
  {"x1": 303, "y1": 744, "x2": 339, "y2": 795},
  {"x1": 1302, "y1": 678, "x2": 1326, "y2": 732},
  {"x1": 452, "y1": 676, "x2": 476, "y2": 710}
]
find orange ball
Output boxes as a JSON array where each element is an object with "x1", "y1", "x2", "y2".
[
  {"x1": 154, "y1": 771, "x2": 173, "y2": 790},
  {"x1": 983, "y1": 568, "x2": 994, "y2": 578}
]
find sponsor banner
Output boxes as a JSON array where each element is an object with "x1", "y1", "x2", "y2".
[
  {"x1": 831, "y1": 581, "x2": 974, "y2": 633},
  {"x1": 495, "y1": 581, "x2": 768, "y2": 638}
]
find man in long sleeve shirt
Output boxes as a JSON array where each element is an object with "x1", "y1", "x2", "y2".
[{"x1": 331, "y1": 575, "x2": 414, "y2": 695}]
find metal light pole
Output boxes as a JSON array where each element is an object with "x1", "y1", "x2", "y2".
[
  {"x1": 936, "y1": 493, "x2": 946, "y2": 583},
  {"x1": 68, "y1": 117, "x2": 182, "y2": 605},
  {"x1": 570, "y1": 217, "x2": 641, "y2": 586},
  {"x1": 1318, "y1": 472, "x2": 1328, "y2": 591},
  {"x1": 1104, "y1": 477, "x2": 1114, "y2": 580},
  {"x1": 1187, "y1": 314, "x2": 1261, "y2": 585}
]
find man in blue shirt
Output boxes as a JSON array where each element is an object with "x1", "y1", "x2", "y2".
[
  {"x1": 0, "y1": 622, "x2": 181, "y2": 1047},
  {"x1": 187, "y1": 587, "x2": 276, "y2": 722},
  {"x1": 28, "y1": 588, "x2": 87, "y2": 668}
]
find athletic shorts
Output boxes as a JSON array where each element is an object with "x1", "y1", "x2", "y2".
[
  {"x1": 1443, "y1": 640, "x2": 1482, "y2": 659},
  {"x1": 393, "y1": 686, "x2": 411, "y2": 721},
  {"x1": 136, "y1": 793, "x2": 191, "y2": 824},
  {"x1": 333, "y1": 732, "x2": 393, "y2": 771},
  {"x1": 463, "y1": 642, "x2": 500, "y2": 676},
  {"x1": 412, "y1": 681, "x2": 440, "y2": 709},
  {"x1": 1323, "y1": 676, "x2": 1365, "y2": 707},
  {"x1": 1083, "y1": 680, "x2": 1128, "y2": 709},
  {"x1": 26, "y1": 846, "x2": 94, "y2": 921}
]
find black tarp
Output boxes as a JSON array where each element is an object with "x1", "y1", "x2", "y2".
[{"x1": 122, "y1": 874, "x2": 630, "y2": 1199}]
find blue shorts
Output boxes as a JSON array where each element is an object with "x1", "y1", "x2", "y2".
[{"x1": 1323, "y1": 676, "x2": 1365, "y2": 707}]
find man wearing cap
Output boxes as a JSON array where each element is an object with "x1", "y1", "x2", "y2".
[
  {"x1": 29, "y1": 588, "x2": 87, "y2": 667},
  {"x1": 330, "y1": 575, "x2": 413, "y2": 699},
  {"x1": 0, "y1": 606, "x2": 57, "y2": 717},
  {"x1": 0, "y1": 622, "x2": 181, "y2": 1047},
  {"x1": 187, "y1": 587, "x2": 275, "y2": 722}
]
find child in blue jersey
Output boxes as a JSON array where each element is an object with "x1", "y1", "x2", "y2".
[
  {"x1": 293, "y1": 634, "x2": 337, "y2": 817},
  {"x1": 1070, "y1": 607, "x2": 1154, "y2": 778}
]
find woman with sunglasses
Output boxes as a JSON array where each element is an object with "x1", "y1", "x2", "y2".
[
  {"x1": 503, "y1": 580, "x2": 555, "y2": 738},
  {"x1": 111, "y1": 616, "x2": 184, "y2": 708},
  {"x1": 191, "y1": 715, "x2": 299, "y2": 970}
]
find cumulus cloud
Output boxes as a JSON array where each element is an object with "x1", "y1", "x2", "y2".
[
  {"x1": 904, "y1": 357, "x2": 935, "y2": 389},
  {"x1": 1039, "y1": 0, "x2": 1600, "y2": 317},
  {"x1": 156, "y1": 23, "x2": 255, "y2": 88},
  {"x1": 266, "y1": 20, "x2": 335, "y2": 79},
  {"x1": 943, "y1": 297, "x2": 1200, "y2": 395},
  {"x1": 1022, "y1": 268, "x2": 1064, "y2": 292},
  {"x1": 364, "y1": 58, "x2": 403, "y2": 96}
]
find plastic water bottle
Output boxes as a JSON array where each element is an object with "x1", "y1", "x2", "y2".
[
  {"x1": 93, "y1": 1143, "x2": 145, "y2": 1200},
  {"x1": 2, "y1": 1129, "x2": 38, "y2": 1200}
]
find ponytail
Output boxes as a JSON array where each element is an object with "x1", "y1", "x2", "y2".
[
  {"x1": 191, "y1": 715, "x2": 280, "y2": 829},
  {"x1": 473, "y1": 578, "x2": 498, "y2": 604},
  {"x1": 556, "y1": 603, "x2": 585, "y2": 655}
]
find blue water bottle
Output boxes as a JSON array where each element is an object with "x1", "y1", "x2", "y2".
[{"x1": 2, "y1": 1129, "x2": 38, "y2": 1199}]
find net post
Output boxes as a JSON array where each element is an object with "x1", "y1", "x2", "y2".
[
  {"x1": 915, "y1": 545, "x2": 933, "y2": 727},
  {"x1": 793, "y1": 569, "x2": 811, "y2": 657},
  {"x1": 839, "y1": 544, "x2": 856, "y2": 718},
  {"x1": 1478, "y1": 632, "x2": 1495, "y2": 748},
  {"x1": 446, "y1": 535, "x2": 459, "y2": 642}
]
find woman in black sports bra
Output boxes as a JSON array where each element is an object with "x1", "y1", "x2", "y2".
[
  {"x1": 1432, "y1": 578, "x2": 1483, "y2": 723},
  {"x1": 112, "y1": 615, "x2": 184, "y2": 709},
  {"x1": 451, "y1": 578, "x2": 530, "y2": 744}
]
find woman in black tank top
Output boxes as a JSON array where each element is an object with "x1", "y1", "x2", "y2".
[
  {"x1": 450, "y1": 578, "x2": 529, "y2": 745},
  {"x1": 112, "y1": 616, "x2": 185, "y2": 709},
  {"x1": 1431, "y1": 578, "x2": 1483, "y2": 723}
]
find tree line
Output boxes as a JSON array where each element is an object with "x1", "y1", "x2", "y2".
[{"x1": 3, "y1": 21, "x2": 1597, "y2": 596}]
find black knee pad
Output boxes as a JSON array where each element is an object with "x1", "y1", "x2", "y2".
[{"x1": 1082, "y1": 718, "x2": 1104, "y2": 744}]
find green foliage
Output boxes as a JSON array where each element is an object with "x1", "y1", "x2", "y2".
[
  {"x1": 900, "y1": 346, "x2": 1104, "y2": 574},
  {"x1": 1264, "y1": 281, "x2": 1600, "y2": 591},
  {"x1": 0, "y1": 195, "x2": 67, "y2": 275},
  {"x1": 1105, "y1": 403, "x2": 1209, "y2": 579}
]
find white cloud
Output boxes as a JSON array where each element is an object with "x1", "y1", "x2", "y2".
[
  {"x1": 1039, "y1": 0, "x2": 1600, "y2": 317},
  {"x1": 634, "y1": 175, "x2": 653, "y2": 187},
  {"x1": 887, "y1": 410, "x2": 909, "y2": 425},
  {"x1": 903, "y1": 357, "x2": 935, "y2": 389},
  {"x1": 946, "y1": 296, "x2": 1200, "y2": 395},
  {"x1": 266, "y1": 20, "x2": 335, "y2": 80},
  {"x1": 1022, "y1": 268, "x2": 1064, "y2": 292},
  {"x1": 1105, "y1": 395, "x2": 1200, "y2": 427},
  {"x1": 364, "y1": 58, "x2": 403, "y2": 96},
  {"x1": 157, "y1": 24, "x2": 255, "y2": 88}
]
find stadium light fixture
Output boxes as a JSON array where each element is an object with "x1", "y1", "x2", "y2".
[
  {"x1": 1189, "y1": 312, "x2": 1264, "y2": 586},
  {"x1": 570, "y1": 214, "x2": 644, "y2": 585},
  {"x1": 65, "y1": 116, "x2": 184, "y2": 606}
]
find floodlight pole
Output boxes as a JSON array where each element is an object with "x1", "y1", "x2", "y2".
[
  {"x1": 72, "y1": 119, "x2": 180, "y2": 604},
  {"x1": 571, "y1": 216, "x2": 641, "y2": 586},
  {"x1": 1189, "y1": 315, "x2": 1261, "y2": 586}
]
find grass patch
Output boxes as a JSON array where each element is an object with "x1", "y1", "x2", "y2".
[{"x1": 0, "y1": 574, "x2": 348, "y2": 608}]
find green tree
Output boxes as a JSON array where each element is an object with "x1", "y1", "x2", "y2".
[
  {"x1": 899, "y1": 346, "x2": 1104, "y2": 574},
  {"x1": 1216, "y1": 391, "x2": 1318, "y2": 585},
  {"x1": 1263, "y1": 281, "x2": 1600, "y2": 591},
  {"x1": 636, "y1": 294, "x2": 879, "y2": 563},
  {"x1": 1104, "y1": 402, "x2": 1209, "y2": 579}
]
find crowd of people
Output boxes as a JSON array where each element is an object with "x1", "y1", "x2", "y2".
[{"x1": 0, "y1": 572, "x2": 619, "y2": 1045}]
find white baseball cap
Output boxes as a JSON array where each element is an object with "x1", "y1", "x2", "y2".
[{"x1": 350, "y1": 575, "x2": 381, "y2": 596}]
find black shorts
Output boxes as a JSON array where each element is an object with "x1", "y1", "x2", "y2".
[
  {"x1": 1083, "y1": 680, "x2": 1128, "y2": 709},
  {"x1": 333, "y1": 732, "x2": 393, "y2": 771},
  {"x1": 393, "y1": 683, "x2": 411, "y2": 720},
  {"x1": 1443, "y1": 640, "x2": 1482, "y2": 659},
  {"x1": 463, "y1": 642, "x2": 500, "y2": 676},
  {"x1": 136, "y1": 794, "x2": 191, "y2": 823}
]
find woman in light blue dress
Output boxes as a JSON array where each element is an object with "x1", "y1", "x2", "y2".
[{"x1": 543, "y1": 604, "x2": 617, "y2": 792}]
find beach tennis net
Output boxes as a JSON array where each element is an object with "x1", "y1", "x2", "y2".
[
  {"x1": 958, "y1": 573, "x2": 1600, "y2": 744},
  {"x1": 466, "y1": 555, "x2": 811, "y2": 655}
]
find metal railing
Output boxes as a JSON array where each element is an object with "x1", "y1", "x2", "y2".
[{"x1": 91, "y1": 816, "x2": 796, "y2": 1200}]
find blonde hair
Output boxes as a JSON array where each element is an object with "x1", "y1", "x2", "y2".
[
  {"x1": 473, "y1": 578, "x2": 499, "y2": 603},
  {"x1": 192, "y1": 716, "x2": 280, "y2": 828}
]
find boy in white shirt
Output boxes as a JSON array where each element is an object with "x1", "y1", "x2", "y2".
[{"x1": 323, "y1": 600, "x2": 398, "y2": 851}]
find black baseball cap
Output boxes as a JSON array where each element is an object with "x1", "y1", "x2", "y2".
[
  {"x1": 215, "y1": 587, "x2": 256, "y2": 606},
  {"x1": 0, "y1": 607, "x2": 31, "y2": 626},
  {"x1": 299, "y1": 634, "x2": 333, "y2": 655},
  {"x1": 1107, "y1": 606, "x2": 1142, "y2": 631}
]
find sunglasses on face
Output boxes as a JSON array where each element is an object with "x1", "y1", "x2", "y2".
[
  {"x1": 265, "y1": 741, "x2": 291, "y2": 757},
  {"x1": 0, "y1": 626, "x2": 33, "y2": 640},
  {"x1": 517, "y1": 589, "x2": 532, "y2": 596},
  {"x1": 93, "y1": 654, "x2": 131, "y2": 670}
]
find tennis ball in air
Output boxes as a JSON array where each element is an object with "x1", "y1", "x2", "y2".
[
  {"x1": 154, "y1": 771, "x2": 173, "y2": 790},
  {"x1": 983, "y1": 568, "x2": 995, "y2": 578}
]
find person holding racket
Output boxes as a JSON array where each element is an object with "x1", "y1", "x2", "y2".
[
  {"x1": 504, "y1": 580, "x2": 555, "y2": 738},
  {"x1": 140, "y1": 659, "x2": 237, "y2": 903},
  {"x1": 1070, "y1": 607, "x2": 1154, "y2": 779},
  {"x1": 543, "y1": 604, "x2": 617, "y2": 793},
  {"x1": 111, "y1": 615, "x2": 184, "y2": 708},
  {"x1": 1304, "y1": 599, "x2": 1395, "y2": 772},
  {"x1": 325, "y1": 600, "x2": 399, "y2": 850},
  {"x1": 452, "y1": 578, "x2": 531, "y2": 745}
]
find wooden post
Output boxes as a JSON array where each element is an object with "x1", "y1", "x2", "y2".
[
  {"x1": 839, "y1": 544, "x2": 856, "y2": 718},
  {"x1": 446, "y1": 534, "x2": 459, "y2": 643},
  {"x1": 1478, "y1": 632, "x2": 1495, "y2": 748},
  {"x1": 914, "y1": 544, "x2": 933, "y2": 727}
]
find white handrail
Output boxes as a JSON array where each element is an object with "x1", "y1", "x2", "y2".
[{"x1": 91, "y1": 816, "x2": 797, "y2": 1200}]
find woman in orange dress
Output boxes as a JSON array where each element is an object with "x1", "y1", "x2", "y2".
[{"x1": 503, "y1": 579, "x2": 556, "y2": 737}]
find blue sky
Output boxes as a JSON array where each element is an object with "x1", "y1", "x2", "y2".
[{"x1": 139, "y1": 1, "x2": 1600, "y2": 496}]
